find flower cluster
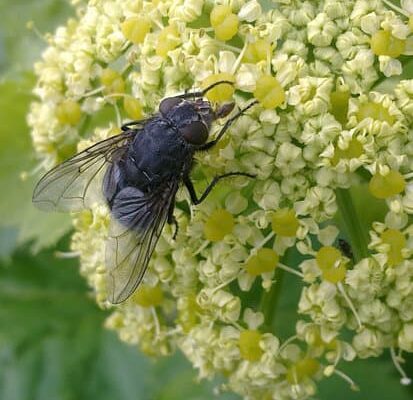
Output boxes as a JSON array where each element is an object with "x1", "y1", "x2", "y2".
[{"x1": 29, "y1": 0, "x2": 413, "y2": 398}]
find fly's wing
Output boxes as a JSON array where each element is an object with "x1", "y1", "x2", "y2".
[
  {"x1": 32, "y1": 131, "x2": 136, "y2": 212},
  {"x1": 106, "y1": 181, "x2": 178, "y2": 304}
]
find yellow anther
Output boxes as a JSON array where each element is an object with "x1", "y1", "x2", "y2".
[
  {"x1": 210, "y1": 5, "x2": 239, "y2": 41},
  {"x1": 239, "y1": 330, "x2": 263, "y2": 361},
  {"x1": 123, "y1": 96, "x2": 143, "y2": 119},
  {"x1": 56, "y1": 99, "x2": 82, "y2": 125},
  {"x1": 253, "y1": 75, "x2": 285, "y2": 109},
  {"x1": 356, "y1": 102, "x2": 395, "y2": 125},
  {"x1": 132, "y1": 285, "x2": 164, "y2": 307},
  {"x1": 286, "y1": 358, "x2": 320, "y2": 383},
  {"x1": 330, "y1": 89, "x2": 350, "y2": 125},
  {"x1": 371, "y1": 30, "x2": 405, "y2": 58},
  {"x1": 100, "y1": 68, "x2": 125, "y2": 95},
  {"x1": 121, "y1": 17, "x2": 151, "y2": 44},
  {"x1": 271, "y1": 208, "x2": 299, "y2": 237},
  {"x1": 243, "y1": 40, "x2": 272, "y2": 63},
  {"x1": 369, "y1": 170, "x2": 406, "y2": 199},
  {"x1": 202, "y1": 73, "x2": 235, "y2": 102},
  {"x1": 316, "y1": 246, "x2": 341, "y2": 270},
  {"x1": 331, "y1": 138, "x2": 363, "y2": 166},
  {"x1": 156, "y1": 25, "x2": 179, "y2": 57},
  {"x1": 178, "y1": 295, "x2": 200, "y2": 333},
  {"x1": 316, "y1": 246, "x2": 347, "y2": 283},
  {"x1": 381, "y1": 229, "x2": 406, "y2": 266},
  {"x1": 204, "y1": 209, "x2": 234, "y2": 241},
  {"x1": 245, "y1": 248, "x2": 279, "y2": 276},
  {"x1": 322, "y1": 264, "x2": 347, "y2": 283}
]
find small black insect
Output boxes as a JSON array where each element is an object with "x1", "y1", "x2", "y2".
[
  {"x1": 337, "y1": 238, "x2": 354, "y2": 261},
  {"x1": 33, "y1": 81, "x2": 256, "y2": 303}
]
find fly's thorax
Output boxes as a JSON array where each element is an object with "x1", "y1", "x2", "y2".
[{"x1": 121, "y1": 118, "x2": 191, "y2": 190}]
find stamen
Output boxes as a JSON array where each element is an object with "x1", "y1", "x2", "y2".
[
  {"x1": 390, "y1": 347, "x2": 412, "y2": 385},
  {"x1": 54, "y1": 251, "x2": 80, "y2": 259},
  {"x1": 231, "y1": 320, "x2": 244, "y2": 330},
  {"x1": 164, "y1": 326, "x2": 183, "y2": 337},
  {"x1": 211, "y1": 276, "x2": 237, "y2": 294},
  {"x1": 79, "y1": 86, "x2": 105, "y2": 98},
  {"x1": 278, "y1": 263, "x2": 304, "y2": 278},
  {"x1": 278, "y1": 335, "x2": 298, "y2": 353},
  {"x1": 231, "y1": 40, "x2": 249, "y2": 75},
  {"x1": 26, "y1": 21, "x2": 48, "y2": 43},
  {"x1": 324, "y1": 342, "x2": 342, "y2": 375},
  {"x1": 331, "y1": 341, "x2": 342, "y2": 368},
  {"x1": 333, "y1": 368, "x2": 359, "y2": 391},
  {"x1": 120, "y1": 41, "x2": 131, "y2": 53},
  {"x1": 255, "y1": 231, "x2": 275, "y2": 250},
  {"x1": 266, "y1": 43, "x2": 272, "y2": 75},
  {"x1": 219, "y1": 43, "x2": 242, "y2": 53},
  {"x1": 104, "y1": 92, "x2": 129, "y2": 100},
  {"x1": 381, "y1": 0, "x2": 409, "y2": 17},
  {"x1": 113, "y1": 101, "x2": 122, "y2": 127},
  {"x1": 192, "y1": 240, "x2": 209, "y2": 255},
  {"x1": 151, "y1": 306, "x2": 161, "y2": 340},
  {"x1": 153, "y1": 19, "x2": 164, "y2": 31},
  {"x1": 20, "y1": 160, "x2": 48, "y2": 181},
  {"x1": 337, "y1": 282, "x2": 363, "y2": 331},
  {"x1": 245, "y1": 231, "x2": 278, "y2": 273}
]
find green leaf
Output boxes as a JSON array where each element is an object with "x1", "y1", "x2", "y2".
[
  {"x1": 0, "y1": 0, "x2": 75, "y2": 253},
  {"x1": 0, "y1": 76, "x2": 72, "y2": 253},
  {"x1": 0, "y1": 0, "x2": 73, "y2": 76},
  {"x1": 0, "y1": 241, "x2": 240, "y2": 400}
]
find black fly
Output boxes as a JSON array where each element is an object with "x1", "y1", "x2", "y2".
[
  {"x1": 337, "y1": 238, "x2": 354, "y2": 262},
  {"x1": 33, "y1": 82, "x2": 256, "y2": 303}
]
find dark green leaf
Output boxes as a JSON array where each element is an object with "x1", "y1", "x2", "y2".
[{"x1": 319, "y1": 355, "x2": 413, "y2": 400}]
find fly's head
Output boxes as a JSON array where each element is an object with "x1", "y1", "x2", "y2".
[{"x1": 159, "y1": 96, "x2": 234, "y2": 146}]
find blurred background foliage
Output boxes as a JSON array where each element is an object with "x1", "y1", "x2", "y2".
[{"x1": 0, "y1": 1, "x2": 412, "y2": 399}]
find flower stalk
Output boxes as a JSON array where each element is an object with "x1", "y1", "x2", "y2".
[{"x1": 335, "y1": 188, "x2": 370, "y2": 262}]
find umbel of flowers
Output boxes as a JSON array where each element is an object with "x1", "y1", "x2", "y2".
[{"x1": 28, "y1": 0, "x2": 413, "y2": 398}]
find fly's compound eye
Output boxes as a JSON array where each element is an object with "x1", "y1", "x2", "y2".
[
  {"x1": 181, "y1": 121, "x2": 209, "y2": 145},
  {"x1": 159, "y1": 97, "x2": 182, "y2": 116}
]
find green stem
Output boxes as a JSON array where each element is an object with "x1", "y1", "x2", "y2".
[
  {"x1": 259, "y1": 266, "x2": 284, "y2": 332},
  {"x1": 335, "y1": 188, "x2": 370, "y2": 262}
]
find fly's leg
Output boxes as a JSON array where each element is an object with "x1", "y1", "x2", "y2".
[
  {"x1": 167, "y1": 199, "x2": 179, "y2": 240},
  {"x1": 197, "y1": 100, "x2": 258, "y2": 151},
  {"x1": 121, "y1": 120, "x2": 144, "y2": 132},
  {"x1": 184, "y1": 172, "x2": 255, "y2": 205},
  {"x1": 176, "y1": 80, "x2": 235, "y2": 99}
]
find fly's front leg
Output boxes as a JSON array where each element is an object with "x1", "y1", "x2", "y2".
[
  {"x1": 184, "y1": 172, "x2": 255, "y2": 205},
  {"x1": 177, "y1": 80, "x2": 235, "y2": 99},
  {"x1": 198, "y1": 100, "x2": 258, "y2": 151}
]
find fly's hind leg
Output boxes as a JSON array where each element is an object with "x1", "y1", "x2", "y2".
[
  {"x1": 184, "y1": 172, "x2": 255, "y2": 205},
  {"x1": 167, "y1": 201, "x2": 179, "y2": 240}
]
